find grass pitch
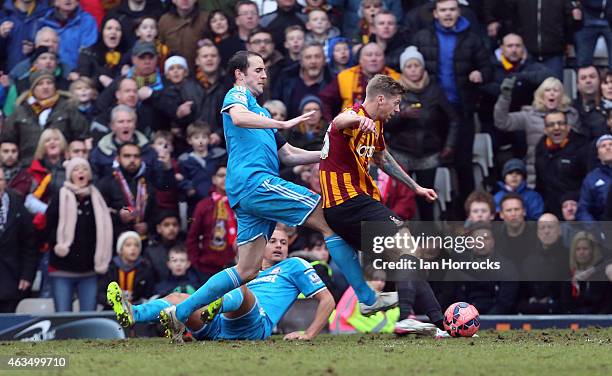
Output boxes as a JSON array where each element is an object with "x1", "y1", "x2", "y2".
[{"x1": 1, "y1": 329, "x2": 611, "y2": 376}]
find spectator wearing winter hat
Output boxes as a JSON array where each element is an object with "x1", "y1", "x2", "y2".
[
  {"x1": 45, "y1": 157, "x2": 113, "y2": 312},
  {"x1": 97, "y1": 230, "x2": 155, "y2": 305},
  {"x1": 494, "y1": 158, "x2": 544, "y2": 221},
  {"x1": 2, "y1": 46, "x2": 70, "y2": 116},
  {"x1": 559, "y1": 191, "x2": 581, "y2": 249},
  {"x1": 286, "y1": 95, "x2": 327, "y2": 151},
  {"x1": 385, "y1": 45, "x2": 458, "y2": 221},
  {"x1": 158, "y1": 55, "x2": 205, "y2": 127},
  {"x1": 326, "y1": 36, "x2": 354, "y2": 78},
  {"x1": 535, "y1": 111, "x2": 589, "y2": 219},
  {"x1": 272, "y1": 41, "x2": 332, "y2": 118},
  {"x1": 0, "y1": 70, "x2": 89, "y2": 166},
  {"x1": 577, "y1": 134, "x2": 612, "y2": 221}
]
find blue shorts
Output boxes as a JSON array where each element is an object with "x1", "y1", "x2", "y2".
[
  {"x1": 192, "y1": 289, "x2": 273, "y2": 341},
  {"x1": 235, "y1": 176, "x2": 320, "y2": 245}
]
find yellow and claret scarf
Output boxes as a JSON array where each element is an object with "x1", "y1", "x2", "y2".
[
  {"x1": 29, "y1": 92, "x2": 60, "y2": 115},
  {"x1": 209, "y1": 192, "x2": 237, "y2": 251},
  {"x1": 156, "y1": 39, "x2": 170, "y2": 72},
  {"x1": 501, "y1": 55, "x2": 516, "y2": 72},
  {"x1": 118, "y1": 269, "x2": 136, "y2": 300},
  {"x1": 102, "y1": 0, "x2": 121, "y2": 10},
  {"x1": 105, "y1": 51, "x2": 121, "y2": 68},
  {"x1": 33, "y1": 173, "x2": 52, "y2": 199},
  {"x1": 545, "y1": 136, "x2": 570, "y2": 151},
  {"x1": 195, "y1": 67, "x2": 211, "y2": 89}
]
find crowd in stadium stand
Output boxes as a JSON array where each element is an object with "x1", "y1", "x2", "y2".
[{"x1": 1, "y1": 0, "x2": 612, "y2": 320}]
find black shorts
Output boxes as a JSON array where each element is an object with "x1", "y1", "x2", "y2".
[{"x1": 323, "y1": 194, "x2": 403, "y2": 250}]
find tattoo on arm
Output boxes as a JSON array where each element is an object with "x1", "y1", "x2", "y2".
[{"x1": 375, "y1": 150, "x2": 419, "y2": 190}]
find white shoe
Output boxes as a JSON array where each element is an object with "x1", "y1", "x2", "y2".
[
  {"x1": 394, "y1": 318, "x2": 438, "y2": 336},
  {"x1": 435, "y1": 328, "x2": 451, "y2": 339},
  {"x1": 159, "y1": 306, "x2": 186, "y2": 344},
  {"x1": 359, "y1": 292, "x2": 398, "y2": 316}
]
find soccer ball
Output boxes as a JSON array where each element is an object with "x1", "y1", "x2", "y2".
[{"x1": 443, "y1": 302, "x2": 480, "y2": 337}]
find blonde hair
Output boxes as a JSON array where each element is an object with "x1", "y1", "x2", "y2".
[
  {"x1": 33, "y1": 128, "x2": 67, "y2": 161},
  {"x1": 569, "y1": 231, "x2": 602, "y2": 271},
  {"x1": 69, "y1": 77, "x2": 98, "y2": 104},
  {"x1": 532, "y1": 77, "x2": 572, "y2": 112}
]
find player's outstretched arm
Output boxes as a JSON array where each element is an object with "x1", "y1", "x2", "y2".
[
  {"x1": 284, "y1": 289, "x2": 335, "y2": 341},
  {"x1": 333, "y1": 111, "x2": 376, "y2": 133},
  {"x1": 373, "y1": 149, "x2": 438, "y2": 202},
  {"x1": 230, "y1": 106, "x2": 315, "y2": 130},
  {"x1": 278, "y1": 143, "x2": 321, "y2": 166}
]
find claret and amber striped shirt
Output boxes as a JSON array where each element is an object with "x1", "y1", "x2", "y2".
[{"x1": 319, "y1": 103, "x2": 385, "y2": 208}]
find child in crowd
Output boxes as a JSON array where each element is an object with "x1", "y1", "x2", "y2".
[
  {"x1": 154, "y1": 245, "x2": 200, "y2": 296},
  {"x1": 284, "y1": 25, "x2": 306, "y2": 63},
  {"x1": 178, "y1": 122, "x2": 226, "y2": 213},
  {"x1": 69, "y1": 77, "x2": 98, "y2": 122},
  {"x1": 263, "y1": 100, "x2": 287, "y2": 122},
  {"x1": 150, "y1": 130, "x2": 181, "y2": 211},
  {"x1": 134, "y1": 16, "x2": 169, "y2": 72},
  {"x1": 159, "y1": 55, "x2": 203, "y2": 126},
  {"x1": 305, "y1": 9, "x2": 340, "y2": 47},
  {"x1": 186, "y1": 164, "x2": 236, "y2": 283},
  {"x1": 98, "y1": 231, "x2": 155, "y2": 305},
  {"x1": 144, "y1": 210, "x2": 183, "y2": 282},
  {"x1": 494, "y1": 159, "x2": 544, "y2": 220},
  {"x1": 465, "y1": 190, "x2": 496, "y2": 225},
  {"x1": 327, "y1": 37, "x2": 354, "y2": 77}
]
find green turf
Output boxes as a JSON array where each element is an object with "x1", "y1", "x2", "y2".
[{"x1": 1, "y1": 329, "x2": 611, "y2": 376}]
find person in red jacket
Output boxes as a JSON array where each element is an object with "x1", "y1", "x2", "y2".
[{"x1": 186, "y1": 164, "x2": 236, "y2": 283}]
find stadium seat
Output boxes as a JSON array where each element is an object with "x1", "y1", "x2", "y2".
[
  {"x1": 15, "y1": 298, "x2": 55, "y2": 314},
  {"x1": 472, "y1": 133, "x2": 494, "y2": 190},
  {"x1": 433, "y1": 167, "x2": 452, "y2": 218}
]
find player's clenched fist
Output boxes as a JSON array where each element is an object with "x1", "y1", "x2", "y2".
[
  {"x1": 358, "y1": 116, "x2": 376, "y2": 134},
  {"x1": 416, "y1": 186, "x2": 438, "y2": 203}
]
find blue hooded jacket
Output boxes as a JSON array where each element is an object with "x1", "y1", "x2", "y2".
[
  {"x1": 37, "y1": 6, "x2": 97, "y2": 71},
  {"x1": 494, "y1": 181, "x2": 545, "y2": 221},
  {"x1": 577, "y1": 164, "x2": 612, "y2": 221},
  {"x1": 0, "y1": 0, "x2": 50, "y2": 71},
  {"x1": 434, "y1": 16, "x2": 470, "y2": 105}
]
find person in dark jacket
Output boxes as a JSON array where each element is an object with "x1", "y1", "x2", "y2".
[
  {"x1": 479, "y1": 33, "x2": 552, "y2": 159},
  {"x1": 0, "y1": 141, "x2": 31, "y2": 198},
  {"x1": 0, "y1": 0, "x2": 50, "y2": 71},
  {"x1": 259, "y1": 0, "x2": 306, "y2": 52},
  {"x1": 504, "y1": 0, "x2": 578, "y2": 79},
  {"x1": 574, "y1": 65, "x2": 608, "y2": 140},
  {"x1": 285, "y1": 95, "x2": 327, "y2": 151},
  {"x1": 96, "y1": 142, "x2": 174, "y2": 241},
  {"x1": 386, "y1": 45, "x2": 458, "y2": 221},
  {"x1": 368, "y1": 10, "x2": 410, "y2": 72},
  {"x1": 535, "y1": 111, "x2": 589, "y2": 218},
  {"x1": 45, "y1": 158, "x2": 113, "y2": 312},
  {"x1": 97, "y1": 230, "x2": 155, "y2": 305},
  {"x1": 0, "y1": 168, "x2": 37, "y2": 313},
  {"x1": 76, "y1": 15, "x2": 130, "y2": 91},
  {"x1": 177, "y1": 122, "x2": 226, "y2": 213},
  {"x1": 93, "y1": 41, "x2": 168, "y2": 136},
  {"x1": 143, "y1": 210, "x2": 182, "y2": 282},
  {"x1": 157, "y1": 55, "x2": 204, "y2": 127},
  {"x1": 448, "y1": 223, "x2": 520, "y2": 314},
  {"x1": 574, "y1": 0, "x2": 612, "y2": 69},
  {"x1": 272, "y1": 41, "x2": 332, "y2": 118},
  {"x1": 577, "y1": 134, "x2": 612, "y2": 221},
  {"x1": 107, "y1": 0, "x2": 165, "y2": 47},
  {"x1": 518, "y1": 213, "x2": 569, "y2": 314},
  {"x1": 412, "y1": 0, "x2": 493, "y2": 208},
  {"x1": 153, "y1": 245, "x2": 200, "y2": 296}
]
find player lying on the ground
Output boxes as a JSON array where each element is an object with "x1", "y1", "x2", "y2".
[
  {"x1": 107, "y1": 225, "x2": 335, "y2": 342},
  {"x1": 159, "y1": 50, "x2": 400, "y2": 342}
]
